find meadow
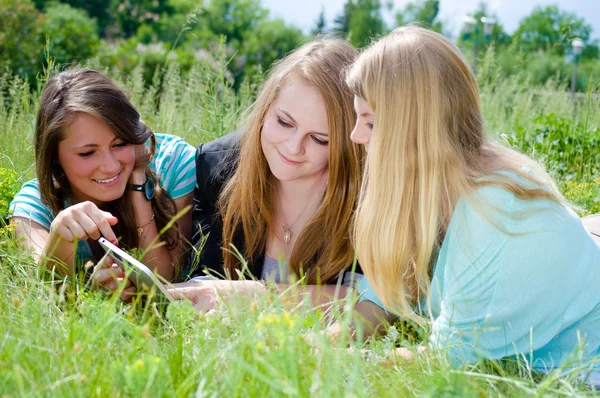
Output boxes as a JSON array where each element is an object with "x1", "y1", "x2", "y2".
[{"x1": 0, "y1": 48, "x2": 599, "y2": 396}]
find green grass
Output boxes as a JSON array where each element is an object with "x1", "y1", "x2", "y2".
[{"x1": 0, "y1": 50, "x2": 599, "y2": 396}]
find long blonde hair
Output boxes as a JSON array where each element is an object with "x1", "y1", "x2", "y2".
[
  {"x1": 346, "y1": 26, "x2": 567, "y2": 320},
  {"x1": 219, "y1": 38, "x2": 363, "y2": 283}
]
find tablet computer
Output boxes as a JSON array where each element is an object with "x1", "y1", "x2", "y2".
[{"x1": 98, "y1": 237, "x2": 175, "y2": 304}]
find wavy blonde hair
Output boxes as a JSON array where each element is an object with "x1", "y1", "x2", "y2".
[
  {"x1": 346, "y1": 26, "x2": 567, "y2": 321},
  {"x1": 219, "y1": 38, "x2": 363, "y2": 284}
]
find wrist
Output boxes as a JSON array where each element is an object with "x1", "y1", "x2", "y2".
[{"x1": 128, "y1": 169, "x2": 146, "y2": 185}]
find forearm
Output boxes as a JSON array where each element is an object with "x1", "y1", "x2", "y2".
[
  {"x1": 131, "y1": 197, "x2": 175, "y2": 281},
  {"x1": 128, "y1": 170, "x2": 174, "y2": 280},
  {"x1": 13, "y1": 217, "x2": 76, "y2": 276},
  {"x1": 271, "y1": 284, "x2": 352, "y2": 310},
  {"x1": 40, "y1": 235, "x2": 77, "y2": 276}
]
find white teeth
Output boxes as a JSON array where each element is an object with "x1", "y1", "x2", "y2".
[{"x1": 95, "y1": 173, "x2": 119, "y2": 184}]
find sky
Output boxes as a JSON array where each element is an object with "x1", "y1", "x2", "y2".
[{"x1": 260, "y1": 0, "x2": 600, "y2": 40}]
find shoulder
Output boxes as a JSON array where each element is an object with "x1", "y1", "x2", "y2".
[
  {"x1": 150, "y1": 134, "x2": 196, "y2": 198},
  {"x1": 196, "y1": 131, "x2": 242, "y2": 184},
  {"x1": 154, "y1": 133, "x2": 195, "y2": 159},
  {"x1": 9, "y1": 179, "x2": 54, "y2": 230}
]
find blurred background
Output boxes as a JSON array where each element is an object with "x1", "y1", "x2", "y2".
[
  {"x1": 1, "y1": 0, "x2": 598, "y2": 92},
  {"x1": 2, "y1": 0, "x2": 599, "y2": 223}
]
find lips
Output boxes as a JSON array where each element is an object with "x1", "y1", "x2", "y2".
[
  {"x1": 94, "y1": 171, "x2": 121, "y2": 186},
  {"x1": 276, "y1": 149, "x2": 302, "y2": 166}
]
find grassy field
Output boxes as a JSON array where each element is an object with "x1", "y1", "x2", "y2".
[{"x1": 0, "y1": 51, "x2": 599, "y2": 396}]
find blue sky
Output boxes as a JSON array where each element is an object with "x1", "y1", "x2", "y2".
[{"x1": 261, "y1": 0, "x2": 600, "y2": 40}]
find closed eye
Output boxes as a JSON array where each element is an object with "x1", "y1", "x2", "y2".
[
  {"x1": 311, "y1": 135, "x2": 328, "y2": 146},
  {"x1": 277, "y1": 117, "x2": 293, "y2": 128},
  {"x1": 77, "y1": 151, "x2": 94, "y2": 158},
  {"x1": 114, "y1": 141, "x2": 130, "y2": 148}
]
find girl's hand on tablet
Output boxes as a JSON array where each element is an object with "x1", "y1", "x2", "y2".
[
  {"x1": 92, "y1": 253, "x2": 136, "y2": 302},
  {"x1": 50, "y1": 201, "x2": 118, "y2": 244}
]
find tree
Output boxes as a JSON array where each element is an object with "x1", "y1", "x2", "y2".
[
  {"x1": 333, "y1": 0, "x2": 353, "y2": 36},
  {"x1": 396, "y1": 0, "x2": 443, "y2": 33},
  {"x1": 513, "y1": 5, "x2": 595, "y2": 57},
  {"x1": 311, "y1": 7, "x2": 327, "y2": 36},
  {"x1": 335, "y1": 0, "x2": 384, "y2": 48},
  {"x1": 42, "y1": 3, "x2": 100, "y2": 67},
  {"x1": 31, "y1": 0, "x2": 113, "y2": 37},
  {"x1": 110, "y1": 0, "x2": 174, "y2": 38},
  {"x1": 203, "y1": 0, "x2": 267, "y2": 45},
  {"x1": 0, "y1": 0, "x2": 44, "y2": 82}
]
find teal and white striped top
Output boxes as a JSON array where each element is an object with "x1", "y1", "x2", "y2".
[{"x1": 9, "y1": 133, "x2": 196, "y2": 263}]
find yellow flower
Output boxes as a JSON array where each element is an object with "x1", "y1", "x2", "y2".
[{"x1": 134, "y1": 359, "x2": 144, "y2": 370}]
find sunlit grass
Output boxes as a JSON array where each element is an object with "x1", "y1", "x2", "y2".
[{"x1": 0, "y1": 47, "x2": 599, "y2": 395}]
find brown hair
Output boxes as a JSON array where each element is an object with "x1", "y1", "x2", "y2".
[
  {"x1": 219, "y1": 38, "x2": 363, "y2": 284},
  {"x1": 35, "y1": 68, "x2": 182, "y2": 255}
]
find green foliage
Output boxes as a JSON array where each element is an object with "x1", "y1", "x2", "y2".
[
  {"x1": 0, "y1": 0, "x2": 45, "y2": 82},
  {"x1": 111, "y1": 0, "x2": 174, "y2": 38},
  {"x1": 509, "y1": 113, "x2": 600, "y2": 181},
  {"x1": 311, "y1": 7, "x2": 327, "y2": 36},
  {"x1": 513, "y1": 4, "x2": 596, "y2": 57},
  {"x1": 396, "y1": 0, "x2": 443, "y2": 33},
  {"x1": 348, "y1": 0, "x2": 385, "y2": 48},
  {"x1": 33, "y1": 0, "x2": 113, "y2": 37},
  {"x1": 562, "y1": 178, "x2": 600, "y2": 216},
  {"x1": 336, "y1": 0, "x2": 385, "y2": 48},
  {"x1": 42, "y1": 2, "x2": 100, "y2": 67},
  {"x1": 0, "y1": 50, "x2": 599, "y2": 395},
  {"x1": 243, "y1": 19, "x2": 305, "y2": 77},
  {"x1": 0, "y1": 168, "x2": 18, "y2": 226}
]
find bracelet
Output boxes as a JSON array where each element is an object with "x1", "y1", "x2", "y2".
[{"x1": 136, "y1": 213, "x2": 156, "y2": 237}]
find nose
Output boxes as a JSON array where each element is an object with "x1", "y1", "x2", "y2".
[
  {"x1": 285, "y1": 131, "x2": 305, "y2": 156},
  {"x1": 98, "y1": 151, "x2": 121, "y2": 174},
  {"x1": 350, "y1": 122, "x2": 371, "y2": 146}
]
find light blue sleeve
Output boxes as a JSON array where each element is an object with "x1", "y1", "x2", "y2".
[
  {"x1": 9, "y1": 179, "x2": 54, "y2": 230},
  {"x1": 151, "y1": 134, "x2": 196, "y2": 199},
  {"x1": 430, "y1": 186, "x2": 600, "y2": 367},
  {"x1": 357, "y1": 274, "x2": 388, "y2": 309}
]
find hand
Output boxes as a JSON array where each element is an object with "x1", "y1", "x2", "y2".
[
  {"x1": 49, "y1": 201, "x2": 118, "y2": 244},
  {"x1": 91, "y1": 253, "x2": 136, "y2": 302},
  {"x1": 168, "y1": 280, "x2": 267, "y2": 313}
]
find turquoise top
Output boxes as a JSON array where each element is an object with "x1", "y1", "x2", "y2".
[
  {"x1": 358, "y1": 173, "x2": 600, "y2": 372},
  {"x1": 9, "y1": 133, "x2": 196, "y2": 264}
]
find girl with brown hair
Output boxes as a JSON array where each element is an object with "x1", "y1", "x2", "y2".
[
  {"x1": 10, "y1": 68, "x2": 195, "y2": 289},
  {"x1": 169, "y1": 37, "x2": 365, "y2": 309}
]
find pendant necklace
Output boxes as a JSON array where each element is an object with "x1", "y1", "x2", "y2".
[{"x1": 282, "y1": 225, "x2": 293, "y2": 245}]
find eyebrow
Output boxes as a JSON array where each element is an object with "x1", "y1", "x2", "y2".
[
  {"x1": 278, "y1": 108, "x2": 328, "y2": 138},
  {"x1": 359, "y1": 112, "x2": 374, "y2": 117}
]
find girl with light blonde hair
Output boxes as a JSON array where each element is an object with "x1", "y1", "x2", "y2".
[{"x1": 342, "y1": 26, "x2": 600, "y2": 375}]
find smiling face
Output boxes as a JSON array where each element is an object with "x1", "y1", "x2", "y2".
[
  {"x1": 260, "y1": 77, "x2": 330, "y2": 185},
  {"x1": 57, "y1": 112, "x2": 135, "y2": 206},
  {"x1": 350, "y1": 96, "x2": 374, "y2": 151}
]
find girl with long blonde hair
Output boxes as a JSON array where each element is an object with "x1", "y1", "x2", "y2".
[
  {"x1": 343, "y1": 26, "x2": 600, "y2": 374},
  {"x1": 169, "y1": 38, "x2": 364, "y2": 309}
]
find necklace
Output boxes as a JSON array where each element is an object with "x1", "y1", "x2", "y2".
[
  {"x1": 281, "y1": 224, "x2": 293, "y2": 245},
  {"x1": 277, "y1": 195, "x2": 316, "y2": 246},
  {"x1": 275, "y1": 178, "x2": 327, "y2": 246}
]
